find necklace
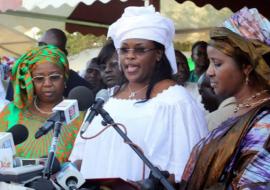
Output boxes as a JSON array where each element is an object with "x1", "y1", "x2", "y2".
[
  {"x1": 234, "y1": 90, "x2": 269, "y2": 113},
  {"x1": 127, "y1": 84, "x2": 148, "y2": 99},
  {"x1": 34, "y1": 96, "x2": 53, "y2": 115}
]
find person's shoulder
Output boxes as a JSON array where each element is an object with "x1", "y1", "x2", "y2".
[
  {"x1": 151, "y1": 80, "x2": 197, "y2": 105},
  {"x1": 68, "y1": 70, "x2": 87, "y2": 83},
  {"x1": 65, "y1": 69, "x2": 92, "y2": 96},
  {"x1": 0, "y1": 102, "x2": 17, "y2": 130},
  {"x1": 219, "y1": 97, "x2": 236, "y2": 108},
  {"x1": 151, "y1": 79, "x2": 176, "y2": 98}
]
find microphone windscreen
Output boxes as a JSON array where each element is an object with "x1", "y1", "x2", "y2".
[
  {"x1": 68, "y1": 86, "x2": 94, "y2": 111},
  {"x1": 7, "y1": 124, "x2": 28, "y2": 145}
]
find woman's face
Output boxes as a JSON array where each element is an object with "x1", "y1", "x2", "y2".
[
  {"x1": 118, "y1": 39, "x2": 162, "y2": 84},
  {"x1": 31, "y1": 62, "x2": 65, "y2": 103},
  {"x1": 192, "y1": 45, "x2": 209, "y2": 70},
  {"x1": 175, "y1": 55, "x2": 190, "y2": 85},
  {"x1": 206, "y1": 46, "x2": 245, "y2": 97},
  {"x1": 85, "y1": 67, "x2": 102, "y2": 88}
]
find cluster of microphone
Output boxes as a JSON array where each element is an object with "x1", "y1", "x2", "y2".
[
  {"x1": 0, "y1": 86, "x2": 110, "y2": 190},
  {"x1": 35, "y1": 86, "x2": 109, "y2": 139}
]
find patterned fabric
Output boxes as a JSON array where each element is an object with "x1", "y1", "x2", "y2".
[
  {"x1": 209, "y1": 27, "x2": 270, "y2": 86},
  {"x1": 181, "y1": 103, "x2": 270, "y2": 190},
  {"x1": 0, "y1": 102, "x2": 85, "y2": 163},
  {"x1": 0, "y1": 55, "x2": 15, "y2": 80},
  {"x1": 11, "y1": 45, "x2": 69, "y2": 109},
  {"x1": 0, "y1": 45, "x2": 82, "y2": 163},
  {"x1": 230, "y1": 110, "x2": 270, "y2": 189}
]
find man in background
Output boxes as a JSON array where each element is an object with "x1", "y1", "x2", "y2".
[
  {"x1": 6, "y1": 28, "x2": 92, "y2": 100},
  {"x1": 189, "y1": 41, "x2": 210, "y2": 82},
  {"x1": 83, "y1": 57, "x2": 106, "y2": 95}
]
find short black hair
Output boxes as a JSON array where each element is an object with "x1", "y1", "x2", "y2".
[{"x1": 191, "y1": 41, "x2": 208, "y2": 53}]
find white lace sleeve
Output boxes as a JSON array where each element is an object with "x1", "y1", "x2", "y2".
[{"x1": 143, "y1": 86, "x2": 208, "y2": 181}]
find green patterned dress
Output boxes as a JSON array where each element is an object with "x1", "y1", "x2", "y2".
[{"x1": 0, "y1": 103, "x2": 85, "y2": 163}]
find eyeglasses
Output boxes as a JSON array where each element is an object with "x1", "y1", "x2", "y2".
[
  {"x1": 32, "y1": 74, "x2": 63, "y2": 84},
  {"x1": 117, "y1": 47, "x2": 156, "y2": 56}
]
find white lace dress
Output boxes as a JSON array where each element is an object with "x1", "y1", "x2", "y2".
[{"x1": 69, "y1": 85, "x2": 208, "y2": 181}]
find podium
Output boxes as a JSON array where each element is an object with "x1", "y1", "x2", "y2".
[{"x1": 82, "y1": 178, "x2": 139, "y2": 190}]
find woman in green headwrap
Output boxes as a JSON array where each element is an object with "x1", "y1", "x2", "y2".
[
  {"x1": 180, "y1": 27, "x2": 270, "y2": 189},
  {"x1": 0, "y1": 45, "x2": 84, "y2": 163}
]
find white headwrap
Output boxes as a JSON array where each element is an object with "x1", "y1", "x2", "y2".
[{"x1": 107, "y1": 5, "x2": 177, "y2": 74}]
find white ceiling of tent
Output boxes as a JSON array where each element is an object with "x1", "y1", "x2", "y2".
[
  {"x1": 0, "y1": 0, "x2": 131, "y2": 11},
  {"x1": 0, "y1": 0, "x2": 232, "y2": 39},
  {"x1": 0, "y1": 4, "x2": 74, "y2": 36},
  {"x1": 0, "y1": 24, "x2": 35, "y2": 57},
  {"x1": 0, "y1": 0, "x2": 232, "y2": 59},
  {"x1": 22, "y1": 0, "x2": 129, "y2": 9}
]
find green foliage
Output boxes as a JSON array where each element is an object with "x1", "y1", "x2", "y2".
[
  {"x1": 66, "y1": 32, "x2": 193, "y2": 54},
  {"x1": 66, "y1": 32, "x2": 106, "y2": 55},
  {"x1": 174, "y1": 41, "x2": 192, "y2": 52},
  {"x1": 38, "y1": 30, "x2": 192, "y2": 55}
]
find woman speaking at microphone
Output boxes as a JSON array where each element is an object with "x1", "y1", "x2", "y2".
[
  {"x1": 0, "y1": 45, "x2": 85, "y2": 163},
  {"x1": 70, "y1": 5, "x2": 208, "y2": 186}
]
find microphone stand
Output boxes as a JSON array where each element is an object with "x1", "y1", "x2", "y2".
[
  {"x1": 43, "y1": 120, "x2": 63, "y2": 179},
  {"x1": 98, "y1": 108, "x2": 175, "y2": 190},
  {"x1": 26, "y1": 121, "x2": 63, "y2": 190}
]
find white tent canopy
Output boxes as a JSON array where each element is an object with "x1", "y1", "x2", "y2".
[
  {"x1": 0, "y1": 0, "x2": 132, "y2": 11},
  {"x1": 22, "y1": 0, "x2": 130, "y2": 9},
  {"x1": 0, "y1": 24, "x2": 35, "y2": 57},
  {"x1": 0, "y1": 0, "x2": 232, "y2": 40},
  {"x1": 0, "y1": 0, "x2": 232, "y2": 70}
]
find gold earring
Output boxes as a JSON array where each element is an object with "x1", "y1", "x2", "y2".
[{"x1": 245, "y1": 76, "x2": 249, "y2": 85}]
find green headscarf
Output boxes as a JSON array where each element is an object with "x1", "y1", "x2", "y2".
[
  {"x1": 11, "y1": 45, "x2": 69, "y2": 109},
  {"x1": 209, "y1": 27, "x2": 270, "y2": 86}
]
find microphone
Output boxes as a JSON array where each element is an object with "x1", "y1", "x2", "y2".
[
  {"x1": 0, "y1": 164, "x2": 45, "y2": 183},
  {"x1": 13, "y1": 156, "x2": 61, "y2": 175},
  {"x1": 56, "y1": 162, "x2": 85, "y2": 190},
  {"x1": 68, "y1": 86, "x2": 95, "y2": 111},
  {"x1": 7, "y1": 124, "x2": 28, "y2": 145},
  {"x1": 21, "y1": 157, "x2": 61, "y2": 190},
  {"x1": 80, "y1": 89, "x2": 110, "y2": 134},
  {"x1": 35, "y1": 99, "x2": 80, "y2": 139},
  {"x1": 0, "y1": 124, "x2": 28, "y2": 155},
  {"x1": 35, "y1": 86, "x2": 95, "y2": 139}
]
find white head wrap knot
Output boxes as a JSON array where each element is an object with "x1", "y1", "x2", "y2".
[{"x1": 107, "y1": 5, "x2": 177, "y2": 74}]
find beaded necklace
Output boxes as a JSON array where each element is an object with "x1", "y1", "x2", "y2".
[
  {"x1": 234, "y1": 90, "x2": 269, "y2": 113},
  {"x1": 34, "y1": 96, "x2": 53, "y2": 115}
]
